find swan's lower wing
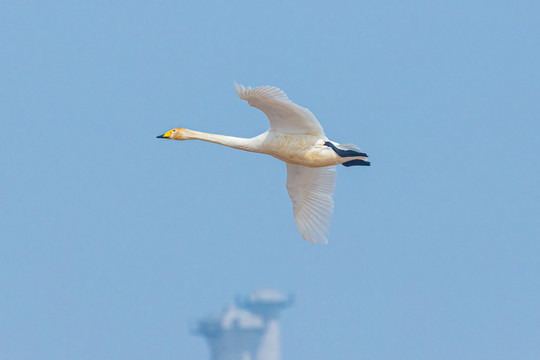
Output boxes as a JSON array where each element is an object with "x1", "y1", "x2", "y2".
[
  {"x1": 286, "y1": 164, "x2": 337, "y2": 245},
  {"x1": 234, "y1": 83, "x2": 325, "y2": 137}
]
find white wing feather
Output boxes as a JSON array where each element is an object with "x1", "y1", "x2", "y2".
[
  {"x1": 286, "y1": 164, "x2": 337, "y2": 244},
  {"x1": 234, "y1": 83, "x2": 325, "y2": 136}
]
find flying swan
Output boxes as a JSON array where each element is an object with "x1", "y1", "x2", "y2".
[{"x1": 157, "y1": 83, "x2": 370, "y2": 245}]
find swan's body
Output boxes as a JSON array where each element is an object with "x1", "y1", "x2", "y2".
[
  {"x1": 170, "y1": 129, "x2": 343, "y2": 167},
  {"x1": 157, "y1": 83, "x2": 370, "y2": 244}
]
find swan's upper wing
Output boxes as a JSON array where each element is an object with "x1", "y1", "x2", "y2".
[
  {"x1": 286, "y1": 164, "x2": 336, "y2": 245},
  {"x1": 234, "y1": 83, "x2": 325, "y2": 136}
]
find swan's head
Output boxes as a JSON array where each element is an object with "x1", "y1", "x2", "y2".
[{"x1": 156, "y1": 128, "x2": 185, "y2": 140}]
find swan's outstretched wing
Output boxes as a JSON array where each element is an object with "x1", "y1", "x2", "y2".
[
  {"x1": 286, "y1": 164, "x2": 336, "y2": 244},
  {"x1": 234, "y1": 83, "x2": 325, "y2": 136}
]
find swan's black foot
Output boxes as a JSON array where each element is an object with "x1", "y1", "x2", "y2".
[
  {"x1": 342, "y1": 159, "x2": 371, "y2": 167},
  {"x1": 324, "y1": 141, "x2": 368, "y2": 158}
]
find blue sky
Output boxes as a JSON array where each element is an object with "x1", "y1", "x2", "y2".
[{"x1": 1, "y1": 1, "x2": 539, "y2": 359}]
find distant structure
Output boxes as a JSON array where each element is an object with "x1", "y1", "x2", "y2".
[{"x1": 194, "y1": 289, "x2": 293, "y2": 360}]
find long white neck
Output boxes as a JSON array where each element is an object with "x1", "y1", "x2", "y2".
[{"x1": 179, "y1": 129, "x2": 262, "y2": 153}]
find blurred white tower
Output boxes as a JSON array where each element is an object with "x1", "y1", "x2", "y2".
[
  {"x1": 194, "y1": 305, "x2": 264, "y2": 360},
  {"x1": 194, "y1": 289, "x2": 292, "y2": 360},
  {"x1": 236, "y1": 289, "x2": 292, "y2": 360}
]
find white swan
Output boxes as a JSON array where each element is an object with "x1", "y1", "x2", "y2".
[{"x1": 157, "y1": 83, "x2": 370, "y2": 244}]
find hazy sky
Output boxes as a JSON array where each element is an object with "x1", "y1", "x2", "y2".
[{"x1": 1, "y1": 1, "x2": 539, "y2": 359}]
